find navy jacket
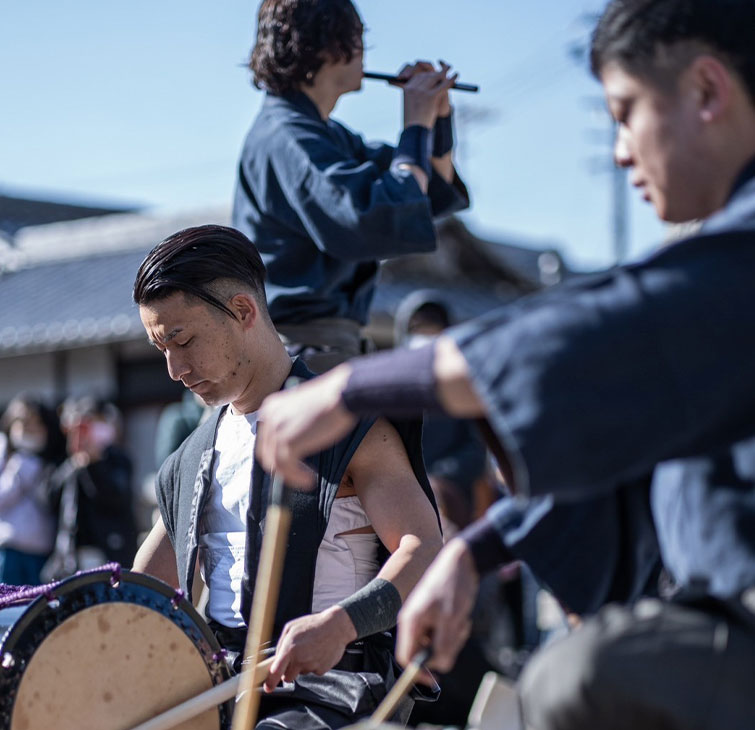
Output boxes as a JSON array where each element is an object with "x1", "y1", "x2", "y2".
[
  {"x1": 232, "y1": 92, "x2": 469, "y2": 325},
  {"x1": 456, "y1": 163, "x2": 755, "y2": 607}
]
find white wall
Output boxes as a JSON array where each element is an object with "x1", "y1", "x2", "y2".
[
  {"x1": 64, "y1": 346, "x2": 117, "y2": 398},
  {"x1": 0, "y1": 345, "x2": 118, "y2": 407},
  {"x1": 0, "y1": 352, "x2": 57, "y2": 404}
]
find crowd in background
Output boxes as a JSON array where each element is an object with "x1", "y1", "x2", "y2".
[{"x1": 0, "y1": 393, "x2": 138, "y2": 586}]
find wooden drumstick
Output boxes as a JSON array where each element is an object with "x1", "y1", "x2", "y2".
[
  {"x1": 231, "y1": 471, "x2": 292, "y2": 730},
  {"x1": 371, "y1": 647, "x2": 431, "y2": 725},
  {"x1": 127, "y1": 656, "x2": 274, "y2": 730},
  {"x1": 340, "y1": 648, "x2": 432, "y2": 729}
]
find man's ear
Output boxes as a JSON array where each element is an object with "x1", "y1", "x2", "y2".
[
  {"x1": 690, "y1": 54, "x2": 732, "y2": 123},
  {"x1": 228, "y1": 293, "x2": 259, "y2": 329}
]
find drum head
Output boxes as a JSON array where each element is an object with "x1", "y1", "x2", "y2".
[{"x1": 0, "y1": 569, "x2": 230, "y2": 730}]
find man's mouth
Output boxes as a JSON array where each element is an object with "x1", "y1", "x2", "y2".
[{"x1": 632, "y1": 180, "x2": 650, "y2": 202}]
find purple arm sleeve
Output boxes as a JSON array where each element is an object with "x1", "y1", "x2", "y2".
[{"x1": 341, "y1": 343, "x2": 443, "y2": 417}]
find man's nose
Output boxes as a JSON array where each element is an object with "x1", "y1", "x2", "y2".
[
  {"x1": 613, "y1": 125, "x2": 632, "y2": 168},
  {"x1": 165, "y1": 351, "x2": 190, "y2": 382}
]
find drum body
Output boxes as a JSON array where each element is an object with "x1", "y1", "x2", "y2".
[{"x1": 0, "y1": 568, "x2": 231, "y2": 730}]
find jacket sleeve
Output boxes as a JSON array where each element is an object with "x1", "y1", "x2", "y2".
[
  {"x1": 269, "y1": 122, "x2": 443, "y2": 262},
  {"x1": 476, "y1": 478, "x2": 661, "y2": 615},
  {"x1": 451, "y1": 232, "x2": 755, "y2": 499},
  {"x1": 358, "y1": 136, "x2": 470, "y2": 219}
]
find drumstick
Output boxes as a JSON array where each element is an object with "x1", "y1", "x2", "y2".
[
  {"x1": 340, "y1": 648, "x2": 432, "y2": 729},
  {"x1": 126, "y1": 656, "x2": 274, "y2": 730},
  {"x1": 363, "y1": 71, "x2": 479, "y2": 93},
  {"x1": 371, "y1": 647, "x2": 431, "y2": 724},
  {"x1": 231, "y1": 468, "x2": 292, "y2": 730}
]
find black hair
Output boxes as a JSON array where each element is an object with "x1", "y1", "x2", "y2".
[
  {"x1": 0, "y1": 393, "x2": 67, "y2": 465},
  {"x1": 250, "y1": 0, "x2": 363, "y2": 96},
  {"x1": 408, "y1": 302, "x2": 451, "y2": 333},
  {"x1": 133, "y1": 224, "x2": 268, "y2": 319},
  {"x1": 590, "y1": 0, "x2": 755, "y2": 103}
]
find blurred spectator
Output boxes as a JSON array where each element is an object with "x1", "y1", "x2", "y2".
[
  {"x1": 43, "y1": 397, "x2": 138, "y2": 580},
  {"x1": 394, "y1": 291, "x2": 488, "y2": 536},
  {"x1": 0, "y1": 395, "x2": 66, "y2": 585},
  {"x1": 154, "y1": 391, "x2": 211, "y2": 469}
]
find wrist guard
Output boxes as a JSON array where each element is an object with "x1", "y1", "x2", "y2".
[
  {"x1": 432, "y1": 114, "x2": 454, "y2": 157},
  {"x1": 338, "y1": 578, "x2": 402, "y2": 639}
]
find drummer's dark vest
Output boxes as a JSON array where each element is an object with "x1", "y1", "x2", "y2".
[{"x1": 155, "y1": 357, "x2": 436, "y2": 639}]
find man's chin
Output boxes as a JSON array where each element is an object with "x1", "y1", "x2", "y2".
[{"x1": 188, "y1": 386, "x2": 216, "y2": 406}]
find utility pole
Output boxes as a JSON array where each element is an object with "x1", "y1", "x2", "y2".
[{"x1": 610, "y1": 123, "x2": 629, "y2": 263}]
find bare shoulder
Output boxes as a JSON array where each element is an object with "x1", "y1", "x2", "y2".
[{"x1": 345, "y1": 417, "x2": 411, "y2": 478}]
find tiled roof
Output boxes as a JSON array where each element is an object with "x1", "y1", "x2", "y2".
[
  {"x1": 0, "y1": 207, "x2": 230, "y2": 356},
  {"x1": 0, "y1": 248, "x2": 148, "y2": 355},
  {"x1": 0, "y1": 191, "x2": 138, "y2": 242},
  {"x1": 0, "y1": 207, "x2": 570, "y2": 357}
]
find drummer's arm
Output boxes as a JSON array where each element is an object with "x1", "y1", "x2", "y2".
[
  {"x1": 264, "y1": 419, "x2": 442, "y2": 691},
  {"x1": 132, "y1": 514, "x2": 180, "y2": 589},
  {"x1": 351, "y1": 418, "x2": 443, "y2": 600}
]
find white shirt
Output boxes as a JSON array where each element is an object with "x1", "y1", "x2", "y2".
[
  {"x1": 198, "y1": 408, "x2": 255, "y2": 628},
  {"x1": 198, "y1": 408, "x2": 380, "y2": 628}
]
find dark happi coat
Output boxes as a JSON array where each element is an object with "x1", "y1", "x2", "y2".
[{"x1": 454, "y1": 160, "x2": 755, "y2": 612}]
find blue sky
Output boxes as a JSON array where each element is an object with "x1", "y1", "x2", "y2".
[{"x1": 1, "y1": 1, "x2": 666, "y2": 269}]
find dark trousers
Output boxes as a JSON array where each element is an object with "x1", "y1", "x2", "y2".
[{"x1": 519, "y1": 597, "x2": 755, "y2": 730}]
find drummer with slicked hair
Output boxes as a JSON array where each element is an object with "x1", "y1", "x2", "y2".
[{"x1": 131, "y1": 224, "x2": 442, "y2": 729}]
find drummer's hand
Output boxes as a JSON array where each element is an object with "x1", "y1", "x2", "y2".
[
  {"x1": 397, "y1": 60, "x2": 457, "y2": 129},
  {"x1": 257, "y1": 365, "x2": 357, "y2": 488},
  {"x1": 264, "y1": 606, "x2": 357, "y2": 692},
  {"x1": 396, "y1": 538, "x2": 478, "y2": 675}
]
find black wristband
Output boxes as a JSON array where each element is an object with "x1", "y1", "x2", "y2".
[
  {"x1": 460, "y1": 515, "x2": 515, "y2": 574},
  {"x1": 392, "y1": 124, "x2": 432, "y2": 178},
  {"x1": 432, "y1": 114, "x2": 454, "y2": 157},
  {"x1": 338, "y1": 578, "x2": 402, "y2": 640},
  {"x1": 341, "y1": 343, "x2": 442, "y2": 417}
]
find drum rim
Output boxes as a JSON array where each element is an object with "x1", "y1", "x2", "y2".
[
  {"x1": 1, "y1": 569, "x2": 222, "y2": 657},
  {"x1": 0, "y1": 567, "x2": 231, "y2": 728}
]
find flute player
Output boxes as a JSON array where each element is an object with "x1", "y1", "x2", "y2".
[{"x1": 232, "y1": 0, "x2": 469, "y2": 373}]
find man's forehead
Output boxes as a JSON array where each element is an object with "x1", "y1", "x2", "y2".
[
  {"x1": 139, "y1": 294, "x2": 199, "y2": 337},
  {"x1": 600, "y1": 61, "x2": 643, "y2": 97}
]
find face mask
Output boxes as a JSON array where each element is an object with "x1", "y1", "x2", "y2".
[{"x1": 87, "y1": 421, "x2": 117, "y2": 450}]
